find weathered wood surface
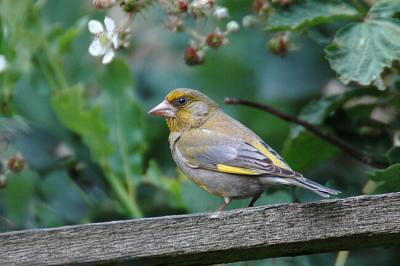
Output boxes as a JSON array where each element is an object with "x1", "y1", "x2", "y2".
[{"x1": 1, "y1": 193, "x2": 400, "y2": 265}]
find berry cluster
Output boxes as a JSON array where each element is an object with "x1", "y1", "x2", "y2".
[{"x1": 89, "y1": 0, "x2": 296, "y2": 65}]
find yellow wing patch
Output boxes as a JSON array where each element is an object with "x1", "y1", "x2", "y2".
[
  {"x1": 251, "y1": 141, "x2": 289, "y2": 169},
  {"x1": 216, "y1": 164, "x2": 260, "y2": 175}
]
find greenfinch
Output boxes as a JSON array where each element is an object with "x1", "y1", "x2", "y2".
[{"x1": 149, "y1": 88, "x2": 339, "y2": 211}]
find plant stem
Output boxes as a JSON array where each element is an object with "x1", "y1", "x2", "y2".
[
  {"x1": 101, "y1": 159, "x2": 143, "y2": 218},
  {"x1": 36, "y1": 55, "x2": 58, "y2": 92},
  {"x1": 351, "y1": 0, "x2": 367, "y2": 13},
  {"x1": 224, "y1": 97, "x2": 388, "y2": 169},
  {"x1": 36, "y1": 43, "x2": 142, "y2": 218},
  {"x1": 114, "y1": 97, "x2": 135, "y2": 199},
  {"x1": 43, "y1": 44, "x2": 69, "y2": 91}
]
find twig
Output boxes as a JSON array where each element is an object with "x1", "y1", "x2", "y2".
[{"x1": 224, "y1": 98, "x2": 388, "y2": 169}]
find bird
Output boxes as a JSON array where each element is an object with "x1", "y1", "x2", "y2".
[{"x1": 148, "y1": 88, "x2": 340, "y2": 211}]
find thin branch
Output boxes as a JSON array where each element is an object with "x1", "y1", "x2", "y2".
[{"x1": 224, "y1": 97, "x2": 388, "y2": 169}]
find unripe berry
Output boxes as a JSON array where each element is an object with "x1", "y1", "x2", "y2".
[
  {"x1": 7, "y1": 153, "x2": 26, "y2": 173},
  {"x1": 184, "y1": 47, "x2": 204, "y2": 66},
  {"x1": 252, "y1": 0, "x2": 269, "y2": 14},
  {"x1": 267, "y1": 36, "x2": 287, "y2": 57},
  {"x1": 178, "y1": 0, "x2": 188, "y2": 12},
  {"x1": 213, "y1": 7, "x2": 229, "y2": 20},
  {"x1": 226, "y1": 21, "x2": 239, "y2": 33},
  {"x1": 206, "y1": 32, "x2": 224, "y2": 48},
  {"x1": 120, "y1": 0, "x2": 137, "y2": 12}
]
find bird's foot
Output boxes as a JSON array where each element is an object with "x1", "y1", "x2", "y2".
[
  {"x1": 218, "y1": 197, "x2": 232, "y2": 212},
  {"x1": 248, "y1": 193, "x2": 261, "y2": 208}
]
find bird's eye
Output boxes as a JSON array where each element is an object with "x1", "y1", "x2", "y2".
[{"x1": 177, "y1": 97, "x2": 187, "y2": 106}]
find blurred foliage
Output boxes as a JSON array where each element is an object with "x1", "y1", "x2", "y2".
[{"x1": 0, "y1": 0, "x2": 399, "y2": 265}]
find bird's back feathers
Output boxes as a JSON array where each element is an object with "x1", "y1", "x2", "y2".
[{"x1": 175, "y1": 110, "x2": 302, "y2": 179}]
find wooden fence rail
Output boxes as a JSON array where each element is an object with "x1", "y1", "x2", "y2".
[{"x1": 1, "y1": 192, "x2": 400, "y2": 265}]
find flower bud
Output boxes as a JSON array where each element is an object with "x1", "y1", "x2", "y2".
[
  {"x1": 165, "y1": 15, "x2": 185, "y2": 32},
  {"x1": 93, "y1": 0, "x2": 115, "y2": 10},
  {"x1": 184, "y1": 47, "x2": 204, "y2": 66},
  {"x1": 267, "y1": 36, "x2": 288, "y2": 57},
  {"x1": 252, "y1": 0, "x2": 269, "y2": 14},
  {"x1": 226, "y1": 21, "x2": 239, "y2": 33},
  {"x1": 7, "y1": 153, "x2": 26, "y2": 173},
  {"x1": 206, "y1": 32, "x2": 225, "y2": 48},
  {"x1": 242, "y1": 15, "x2": 259, "y2": 28},
  {"x1": 213, "y1": 7, "x2": 229, "y2": 20},
  {"x1": 0, "y1": 175, "x2": 6, "y2": 189},
  {"x1": 120, "y1": 0, "x2": 138, "y2": 12},
  {"x1": 178, "y1": 0, "x2": 188, "y2": 12}
]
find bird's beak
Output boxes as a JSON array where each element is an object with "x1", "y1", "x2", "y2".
[{"x1": 148, "y1": 100, "x2": 176, "y2": 118}]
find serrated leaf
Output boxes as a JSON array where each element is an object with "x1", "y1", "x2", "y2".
[
  {"x1": 369, "y1": 0, "x2": 400, "y2": 19},
  {"x1": 52, "y1": 61, "x2": 144, "y2": 218},
  {"x1": 283, "y1": 131, "x2": 338, "y2": 172},
  {"x1": 266, "y1": 1, "x2": 359, "y2": 31},
  {"x1": 141, "y1": 160, "x2": 185, "y2": 209},
  {"x1": 1, "y1": 170, "x2": 38, "y2": 228},
  {"x1": 282, "y1": 88, "x2": 381, "y2": 171},
  {"x1": 58, "y1": 17, "x2": 88, "y2": 54},
  {"x1": 98, "y1": 59, "x2": 146, "y2": 184},
  {"x1": 367, "y1": 163, "x2": 400, "y2": 193},
  {"x1": 40, "y1": 171, "x2": 89, "y2": 224},
  {"x1": 51, "y1": 85, "x2": 114, "y2": 161},
  {"x1": 326, "y1": 1, "x2": 400, "y2": 89}
]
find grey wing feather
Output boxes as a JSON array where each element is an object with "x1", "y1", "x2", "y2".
[{"x1": 177, "y1": 129, "x2": 301, "y2": 178}]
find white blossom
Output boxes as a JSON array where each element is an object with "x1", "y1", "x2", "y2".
[
  {"x1": 190, "y1": 0, "x2": 213, "y2": 16},
  {"x1": 226, "y1": 21, "x2": 239, "y2": 33},
  {"x1": 0, "y1": 54, "x2": 8, "y2": 73},
  {"x1": 88, "y1": 16, "x2": 119, "y2": 64},
  {"x1": 242, "y1": 15, "x2": 259, "y2": 28},
  {"x1": 213, "y1": 7, "x2": 229, "y2": 20},
  {"x1": 191, "y1": 0, "x2": 211, "y2": 9}
]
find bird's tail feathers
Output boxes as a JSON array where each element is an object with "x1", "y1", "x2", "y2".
[{"x1": 260, "y1": 176, "x2": 340, "y2": 198}]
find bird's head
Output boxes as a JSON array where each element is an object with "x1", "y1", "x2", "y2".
[{"x1": 148, "y1": 88, "x2": 219, "y2": 132}]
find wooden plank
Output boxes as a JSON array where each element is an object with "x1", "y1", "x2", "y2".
[{"x1": 1, "y1": 193, "x2": 400, "y2": 265}]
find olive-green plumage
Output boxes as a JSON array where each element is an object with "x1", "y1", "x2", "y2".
[{"x1": 149, "y1": 88, "x2": 340, "y2": 211}]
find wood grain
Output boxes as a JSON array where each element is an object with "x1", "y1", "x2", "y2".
[{"x1": 1, "y1": 193, "x2": 400, "y2": 265}]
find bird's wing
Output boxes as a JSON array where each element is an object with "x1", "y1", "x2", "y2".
[{"x1": 176, "y1": 129, "x2": 300, "y2": 178}]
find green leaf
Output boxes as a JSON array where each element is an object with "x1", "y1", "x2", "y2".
[
  {"x1": 266, "y1": 1, "x2": 359, "y2": 31},
  {"x1": 387, "y1": 147, "x2": 400, "y2": 165},
  {"x1": 1, "y1": 170, "x2": 38, "y2": 228},
  {"x1": 51, "y1": 61, "x2": 145, "y2": 218},
  {"x1": 40, "y1": 171, "x2": 89, "y2": 224},
  {"x1": 142, "y1": 160, "x2": 185, "y2": 209},
  {"x1": 57, "y1": 17, "x2": 88, "y2": 54},
  {"x1": 367, "y1": 163, "x2": 400, "y2": 193},
  {"x1": 369, "y1": 0, "x2": 400, "y2": 19},
  {"x1": 282, "y1": 88, "x2": 381, "y2": 172},
  {"x1": 98, "y1": 59, "x2": 147, "y2": 184},
  {"x1": 283, "y1": 131, "x2": 338, "y2": 172},
  {"x1": 51, "y1": 84, "x2": 114, "y2": 161},
  {"x1": 0, "y1": 0, "x2": 41, "y2": 74},
  {"x1": 326, "y1": 1, "x2": 400, "y2": 89}
]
